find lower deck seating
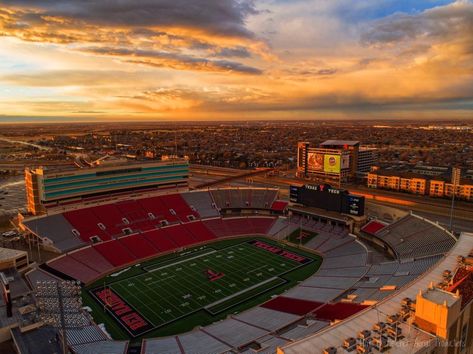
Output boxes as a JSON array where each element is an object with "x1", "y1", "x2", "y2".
[
  {"x1": 248, "y1": 217, "x2": 276, "y2": 234},
  {"x1": 162, "y1": 224, "x2": 199, "y2": 247},
  {"x1": 202, "y1": 218, "x2": 231, "y2": 238},
  {"x1": 203, "y1": 217, "x2": 275, "y2": 238},
  {"x1": 143, "y1": 229, "x2": 179, "y2": 252},
  {"x1": 262, "y1": 297, "x2": 323, "y2": 316},
  {"x1": 312, "y1": 302, "x2": 369, "y2": 322},
  {"x1": 93, "y1": 240, "x2": 136, "y2": 267},
  {"x1": 118, "y1": 234, "x2": 159, "y2": 259},
  {"x1": 69, "y1": 247, "x2": 114, "y2": 274},
  {"x1": 184, "y1": 221, "x2": 217, "y2": 242},
  {"x1": 48, "y1": 255, "x2": 100, "y2": 284}
]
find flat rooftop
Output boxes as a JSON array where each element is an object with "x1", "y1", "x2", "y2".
[
  {"x1": 421, "y1": 287, "x2": 460, "y2": 307},
  {"x1": 320, "y1": 140, "x2": 360, "y2": 147}
]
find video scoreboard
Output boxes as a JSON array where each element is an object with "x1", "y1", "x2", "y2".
[{"x1": 290, "y1": 184, "x2": 365, "y2": 216}]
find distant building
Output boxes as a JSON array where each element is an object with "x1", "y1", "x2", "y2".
[
  {"x1": 297, "y1": 140, "x2": 378, "y2": 185},
  {"x1": 357, "y1": 147, "x2": 379, "y2": 176},
  {"x1": 367, "y1": 167, "x2": 473, "y2": 201},
  {"x1": 25, "y1": 158, "x2": 189, "y2": 215}
]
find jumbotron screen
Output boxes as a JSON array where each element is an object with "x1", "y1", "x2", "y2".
[{"x1": 290, "y1": 184, "x2": 365, "y2": 216}]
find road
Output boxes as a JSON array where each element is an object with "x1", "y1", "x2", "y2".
[
  {"x1": 0, "y1": 136, "x2": 51, "y2": 151},
  {"x1": 190, "y1": 165, "x2": 473, "y2": 228}
]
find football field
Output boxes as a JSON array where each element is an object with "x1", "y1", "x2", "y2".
[{"x1": 89, "y1": 239, "x2": 316, "y2": 337}]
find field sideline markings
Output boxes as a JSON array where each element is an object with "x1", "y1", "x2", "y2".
[
  {"x1": 146, "y1": 250, "x2": 217, "y2": 272},
  {"x1": 112, "y1": 282, "x2": 167, "y2": 324},
  {"x1": 204, "y1": 276, "x2": 281, "y2": 310},
  {"x1": 109, "y1": 282, "x2": 162, "y2": 326}
]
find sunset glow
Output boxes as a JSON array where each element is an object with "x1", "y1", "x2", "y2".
[{"x1": 0, "y1": 0, "x2": 472, "y2": 121}]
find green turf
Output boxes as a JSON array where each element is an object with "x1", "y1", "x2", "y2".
[
  {"x1": 84, "y1": 237, "x2": 322, "y2": 342},
  {"x1": 285, "y1": 228, "x2": 318, "y2": 245}
]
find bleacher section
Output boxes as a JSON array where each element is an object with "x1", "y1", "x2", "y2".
[
  {"x1": 48, "y1": 255, "x2": 101, "y2": 284},
  {"x1": 23, "y1": 188, "x2": 283, "y2": 252},
  {"x1": 203, "y1": 217, "x2": 275, "y2": 238},
  {"x1": 161, "y1": 224, "x2": 199, "y2": 247},
  {"x1": 22, "y1": 214, "x2": 86, "y2": 252},
  {"x1": 142, "y1": 228, "x2": 179, "y2": 252},
  {"x1": 93, "y1": 240, "x2": 136, "y2": 267},
  {"x1": 118, "y1": 234, "x2": 158, "y2": 259},
  {"x1": 63, "y1": 208, "x2": 112, "y2": 243},
  {"x1": 184, "y1": 221, "x2": 217, "y2": 243},
  {"x1": 69, "y1": 246, "x2": 114, "y2": 274},
  {"x1": 42, "y1": 215, "x2": 277, "y2": 285},
  {"x1": 373, "y1": 214, "x2": 456, "y2": 259},
  {"x1": 181, "y1": 191, "x2": 220, "y2": 218},
  {"x1": 209, "y1": 188, "x2": 278, "y2": 210},
  {"x1": 159, "y1": 193, "x2": 200, "y2": 221},
  {"x1": 361, "y1": 220, "x2": 386, "y2": 235}
]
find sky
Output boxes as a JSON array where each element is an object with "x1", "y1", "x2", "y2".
[{"x1": 0, "y1": 0, "x2": 472, "y2": 121}]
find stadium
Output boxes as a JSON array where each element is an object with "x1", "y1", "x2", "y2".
[{"x1": 2, "y1": 161, "x2": 473, "y2": 354}]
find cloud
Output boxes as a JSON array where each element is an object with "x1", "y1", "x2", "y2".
[
  {"x1": 81, "y1": 46, "x2": 262, "y2": 74},
  {"x1": 0, "y1": 70, "x2": 153, "y2": 87},
  {"x1": 0, "y1": 1, "x2": 267, "y2": 74},
  {"x1": 361, "y1": 1, "x2": 473, "y2": 47},
  {"x1": 1, "y1": 0, "x2": 258, "y2": 38}
]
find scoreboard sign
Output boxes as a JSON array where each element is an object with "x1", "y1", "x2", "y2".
[
  {"x1": 341, "y1": 194, "x2": 365, "y2": 216},
  {"x1": 289, "y1": 184, "x2": 365, "y2": 216},
  {"x1": 300, "y1": 184, "x2": 344, "y2": 212}
]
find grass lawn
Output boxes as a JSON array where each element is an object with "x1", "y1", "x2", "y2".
[
  {"x1": 285, "y1": 228, "x2": 318, "y2": 245},
  {"x1": 83, "y1": 237, "x2": 321, "y2": 342}
]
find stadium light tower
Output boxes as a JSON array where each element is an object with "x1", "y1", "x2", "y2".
[{"x1": 35, "y1": 280, "x2": 83, "y2": 354}]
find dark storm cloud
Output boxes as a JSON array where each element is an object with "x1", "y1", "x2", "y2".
[{"x1": 1, "y1": 0, "x2": 258, "y2": 38}]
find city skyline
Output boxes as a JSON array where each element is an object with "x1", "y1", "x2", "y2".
[{"x1": 1, "y1": 0, "x2": 473, "y2": 121}]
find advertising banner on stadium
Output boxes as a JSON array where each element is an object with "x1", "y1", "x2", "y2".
[
  {"x1": 307, "y1": 152, "x2": 324, "y2": 171},
  {"x1": 324, "y1": 154, "x2": 341, "y2": 173}
]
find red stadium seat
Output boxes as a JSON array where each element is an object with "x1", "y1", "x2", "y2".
[
  {"x1": 162, "y1": 224, "x2": 199, "y2": 247},
  {"x1": 48, "y1": 255, "x2": 100, "y2": 284},
  {"x1": 118, "y1": 234, "x2": 159, "y2": 259},
  {"x1": 184, "y1": 221, "x2": 217, "y2": 242},
  {"x1": 69, "y1": 246, "x2": 114, "y2": 274},
  {"x1": 143, "y1": 228, "x2": 179, "y2": 252},
  {"x1": 93, "y1": 240, "x2": 136, "y2": 267},
  {"x1": 64, "y1": 208, "x2": 112, "y2": 242},
  {"x1": 262, "y1": 296, "x2": 323, "y2": 316}
]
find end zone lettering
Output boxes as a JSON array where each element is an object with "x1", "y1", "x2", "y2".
[
  {"x1": 249, "y1": 240, "x2": 310, "y2": 264},
  {"x1": 92, "y1": 287, "x2": 153, "y2": 337}
]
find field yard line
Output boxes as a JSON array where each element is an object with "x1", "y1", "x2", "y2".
[
  {"x1": 245, "y1": 264, "x2": 268, "y2": 275},
  {"x1": 112, "y1": 283, "x2": 163, "y2": 325},
  {"x1": 177, "y1": 256, "x2": 233, "y2": 302},
  {"x1": 140, "y1": 277, "x2": 187, "y2": 316},
  {"x1": 146, "y1": 275, "x2": 176, "y2": 286},
  {"x1": 146, "y1": 250, "x2": 217, "y2": 272},
  {"x1": 204, "y1": 276, "x2": 280, "y2": 310}
]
